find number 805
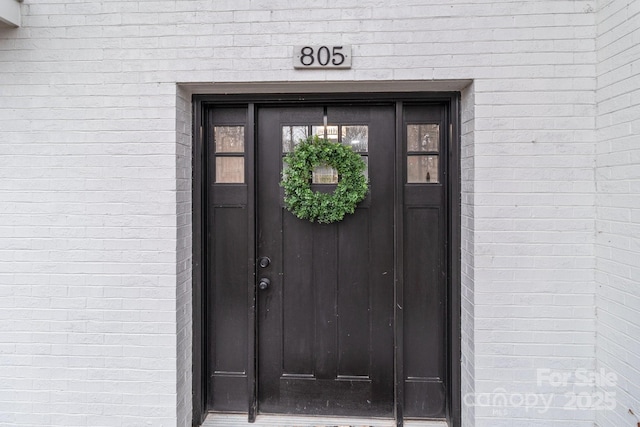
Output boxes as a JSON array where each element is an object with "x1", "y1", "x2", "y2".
[{"x1": 296, "y1": 46, "x2": 348, "y2": 67}]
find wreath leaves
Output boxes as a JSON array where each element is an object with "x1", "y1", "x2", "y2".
[{"x1": 281, "y1": 135, "x2": 368, "y2": 223}]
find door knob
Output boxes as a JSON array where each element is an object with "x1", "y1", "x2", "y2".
[{"x1": 258, "y1": 278, "x2": 271, "y2": 290}]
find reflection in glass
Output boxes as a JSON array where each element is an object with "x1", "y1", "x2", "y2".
[
  {"x1": 216, "y1": 157, "x2": 244, "y2": 183},
  {"x1": 282, "y1": 126, "x2": 309, "y2": 152},
  {"x1": 312, "y1": 164, "x2": 339, "y2": 184},
  {"x1": 342, "y1": 125, "x2": 368, "y2": 152},
  {"x1": 281, "y1": 124, "x2": 370, "y2": 184},
  {"x1": 407, "y1": 155, "x2": 439, "y2": 183},
  {"x1": 361, "y1": 155, "x2": 369, "y2": 180},
  {"x1": 312, "y1": 125, "x2": 339, "y2": 142},
  {"x1": 214, "y1": 126, "x2": 245, "y2": 153},
  {"x1": 407, "y1": 124, "x2": 439, "y2": 152}
]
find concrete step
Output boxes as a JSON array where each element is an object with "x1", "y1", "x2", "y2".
[{"x1": 202, "y1": 413, "x2": 448, "y2": 427}]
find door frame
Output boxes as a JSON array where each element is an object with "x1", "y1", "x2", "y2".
[{"x1": 192, "y1": 92, "x2": 461, "y2": 427}]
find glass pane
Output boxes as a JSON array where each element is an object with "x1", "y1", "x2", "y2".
[
  {"x1": 312, "y1": 125, "x2": 339, "y2": 142},
  {"x1": 407, "y1": 155, "x2": 439, "y2": 183},
  {"x1": 312, "y1": 164, "x2": 338, "y2": 184},
  {"x1": 407, "y1": 124, "x2": 439, "y2": 152},
  {"x1": 361, "y1": 155, "x2": 369, "y2": 180},
  {"x1": 311, "y1": 125, "x2": 324, "y2": 138},
  {"x1": 282, "y1": 125, "x2": 309, "y2": 152},
  {"x1": 342, "y1": 125, "x2": 368, "y2": 152},
  {"x1": 216, "y1": 156, "x2": 244, "y2": 183},
  {"x1": 214, "y1": 126, "x2": 244, "y2": 153}
]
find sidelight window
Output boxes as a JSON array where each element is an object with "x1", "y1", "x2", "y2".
[
  {"x1": 406, "y1": 124, "x2": 440, "y2": 183},
  {"x1": 214, "y1": 126, "x2": 245, "y2": 183}
]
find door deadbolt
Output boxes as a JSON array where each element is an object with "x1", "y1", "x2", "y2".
[{"x1": 258, "y1": 257, "x2": 271, "y2": 268}]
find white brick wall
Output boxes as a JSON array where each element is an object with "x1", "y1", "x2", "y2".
[
  {"x1": 2, "y1": 0, "x2": 634, "y2": 426},
  {"x1": 596, "y1": 1, "x2": 640, "y2": 426},
  {"x1": 0, "y1": 1, "x2": 182, "y2": 422},
  {"x1": 460, "y1": 82, "x2": 477, "y2": 427},
  {"x1": 176, "y1": 86, "x2": 193, "y2": 427}
]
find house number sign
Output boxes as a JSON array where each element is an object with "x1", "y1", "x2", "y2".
[{"x1": 293, "y1": 45, "x2": 352, "y2": 69}]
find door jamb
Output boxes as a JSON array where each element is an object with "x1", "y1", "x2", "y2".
[
  {"x1": 447, "y1": 96, "x2": 462, "y2": 427},
  {"x1": 247, "y1": 103, "x2": 258, "y2": 423},
  {"x1": 191, "y1": 92, "x2": 461, "y2": 427},
  {"x1": 192, "y1": 98, "x2": 206, "y2": 427},
  {"x1": 393, "y1": 101, "x2": 405, "y2": 425}
]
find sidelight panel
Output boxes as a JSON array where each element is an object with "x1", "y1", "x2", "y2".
[
  {"x1": 403, "y1": 207, "x2": 444, "y2": 381},
  {"x1": 206, "y1": 107, "x2": 250, "y2": 412},
  {"x1": 402, "y1": 104, "x2": 448, "y2": 419}
]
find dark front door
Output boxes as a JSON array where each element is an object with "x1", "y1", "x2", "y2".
[{"x1": 256, "y1": 105, "x2": 396, "y2": 416}]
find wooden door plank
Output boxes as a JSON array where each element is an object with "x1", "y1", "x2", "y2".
[
  {"x1": 313, "y1": 222, "x2": 338, "y2": 380},
  {"x1": 337, "y1": 211, "x2": 370, "y2": 378}
]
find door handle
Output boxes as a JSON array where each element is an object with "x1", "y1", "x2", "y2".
[{"x1": 258, "y1": 278, "x2": 271, "y2": 291}]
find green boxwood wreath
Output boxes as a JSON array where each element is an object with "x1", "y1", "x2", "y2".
[{"x1": 281, "y1": 135, "x2": 368, "y2": 223}]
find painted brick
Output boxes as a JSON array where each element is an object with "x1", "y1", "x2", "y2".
[
  {"x1": 0, "y1": 0, "x2": 635, "y2": 426},
  {"x1": 595, "y1": 2, "x2": 640, "y2": 426}
]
